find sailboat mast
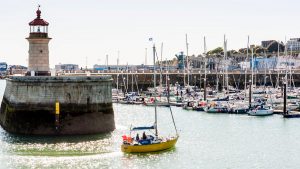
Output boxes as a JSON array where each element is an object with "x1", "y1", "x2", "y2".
[
  {"x1": 204, "y1": 36, "x2": 207, "y2": 101},
  {"x1": 117, "y1": 51, "x2": 120, "y2": 93},
  {"x1": 226, "y1": 41, "x2": 229, "y2": 92},
  {"x1": 216, "y1": 63, "x2": 218, "y2": 92},
  {"x1": 145, "y1": 48, "x2": 147, "y2": 65},
  {"x1": 222, "y1": 36, "x2": 226, "y2": 92},
  {"x1": 277, "y1": 40, "x2": 280, "y2": 88},
  {"x1": 126, "y1": 63, "x2": 129, "y2": 94},
  {"x1": 153, "y1": 44, "x2": 158, "y2": 137},
  {"x1": 224, "y1": 35, "x2": 229, "y2": 93},
  {"x1": 289, "y1": 46, "x2": 293, "y2": 90},
  {"x1": 264, "y1": 50, "x2": 267, "y2": 87},
  {"x1": 284, "y1": 38, "x2": 288, "y2": 87},
  {"x1": 160, "y1": 43, "x2": 163, "y2": 91},
  {"x1": 106, "y1": 55, "x2": 108, "y2": 69},
  {"x1": 165, "y1": 58, "x2": 168, "y2": 87},
  {"x1": 199, "y1": 60, "x2": 202, "y2": 91},
  {"x1": 186, "y1": 34, "x2": 189, "y2": 87},
  {"x1": 131, "y1": 67, "x2": 134, "y2": 92},
  {"x1": 251, "y1": 48, "x2": 254, "y2": 87},
  {"x1": 244, "y1": 36, "x2": 249, "y2": 97}
]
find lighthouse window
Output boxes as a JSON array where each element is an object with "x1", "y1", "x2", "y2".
[{"x1": 40, "y1": 50, "x2": 43, "y2": 53}]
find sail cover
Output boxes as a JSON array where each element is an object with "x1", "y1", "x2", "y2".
[{"x1": 131, "y1": 126, "x2": 155, "y2": 131}]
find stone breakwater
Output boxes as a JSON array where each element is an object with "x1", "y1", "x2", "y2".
[
  {"x1": 109, "y1": 73, "x2": 299, "y2": 91},
  {"x1": 0, "y1": 76, "x2": 115, "y2": 135}
]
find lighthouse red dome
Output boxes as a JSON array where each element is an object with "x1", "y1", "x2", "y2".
[{"x1": 29, "y1": 8, "x2": 49, "y2": 26}]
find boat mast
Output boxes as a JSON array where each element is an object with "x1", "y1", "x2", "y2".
[
  {"x1": 131, "y1": 67, "x2": 134, "y2": 92},
  {"x1": 284, "y1": 48, "x2": 288, "y2": 90},
  {"x1": 244, "y1": 36, "x2": 249, "y2": 97},
  {"x1": 126, "y1": 62, "x2": 129, "y2": 94},
  {"x1": 251, "y1": 47, "x2": 254, "y2": 88},
  {"x1": 153, "y1": 44, "x2": 158, "y2": 137},
  {"x1": 225, "y1": 39, "x2": 229, "y2": 93},
  {"x1": 276, "y1": 40, "x2": 280, "y2": 88},
  {"x1": 204, "y1": 36, "x2": 207, "y2": 101},
  {"x1": 186, "y1": 34, "x2": 189, "y2": 87},
  {"x1": 216, "y1": 62, "x2": 218, "y2": 92},
  {"x1": 284, "y1": 38, "x2": 288, "y2": 88},
  {"x1": 223, "y1": 35, "x2": 228, "y2": 94},
  {"x1": 283, "y1": 80, "x2": 287, "y2": 115},
  {"x1": 165, "y1": 58, "x2": 168, "y2": 88},
  {"x1": 290, "y1": 46, "x2": 296, "y2": 89},
  {"x1": 160, "y1": 43, "x2": 163, "y2": 93},
  {"x1": 106, "y1": 54, "x2": 108, "y2": 69},
  {"x1": 289, "y1": 46, "x2": 293, "y2": 90},
  {"x1": 199, "y1": 60, "x2": 202, "y2": 91},
  {"x1": 222, "y1": 35, "x2": 226, "y2": 93},
  {"x1": 145, "y1": 48, "x2": 147, "y2": 65},
  {"x1": 117, "y1": 51, "x2": 120, "y2": 93},
  {"x1": 264, "y1": 50, "x2": 267, "y2": 88}
]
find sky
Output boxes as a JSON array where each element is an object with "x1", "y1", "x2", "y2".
[{"x1": 0, "y1": 0, "x2": 299, "y2": 68}]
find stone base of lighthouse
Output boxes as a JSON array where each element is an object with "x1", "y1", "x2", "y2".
[{"x1": 0, "y1": 76, "x2": 115, "y2": 135}]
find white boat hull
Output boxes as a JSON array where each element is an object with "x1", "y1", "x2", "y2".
[{"x1": 247, "y1": 109, "x2": 274, "y2": 116}]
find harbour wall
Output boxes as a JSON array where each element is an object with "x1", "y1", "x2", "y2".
[
  {"x1": 109, "y1": 73, "x2": 298, "y2": 91},
  {"x1": 0, "y1": 76, "x2": 115, "y2": 135}
]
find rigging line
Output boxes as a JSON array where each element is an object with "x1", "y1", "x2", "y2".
[
  {"x1": 235, "y1": 73, "x2": 241, "y2": 90},
  {"x1": 232, "y1": 74, "x2": 238, "y2": 89},
  {"x1": 155, "y1": 48, "x2": 164, "y2": 98},
  {"x1": 291, "y1": 72, "x2": 295, "y2": 89},
  {"x1": 153, "y1": 44, "x2": 158, "y2": 136},
  {"x1": 155, "y1": 49, "x2": 163, "y2": 78},
  {"x1": 269, "y1": 71, "x2": 273, "y2": 87},
  {"x1": 141, "y1": 73, "x2": 145, "y2": 92},
  {"x1": 121, "y1": 72, "x2": 126, "y2": 94},
  {"x1": 134, "y1": 74, "x2": 139, "y2": 95},
  {"x1": 275, "y1": 76, "x2": 279, "y2": 88},
  {"x1": 166, "y1": 75, "x2": 179, "y2": 136},
  {"x1": 141, "y1": 67, "x2": 147, "y2": 91},
  {"x1": 258, "y1": 75, "x2": 262, "y2": 86}
]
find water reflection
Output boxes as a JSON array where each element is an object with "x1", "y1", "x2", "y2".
[
  {"x1": 1, "y1": 131, "x2": 112, "y2": 144},
  {"x1": 0, "y1": 127, "x2": 115, "y2": 156}
]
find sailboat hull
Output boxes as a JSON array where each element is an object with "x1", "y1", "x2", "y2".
[
  {"x1": 247, "y1": 109, "x2": 273, "y2": 116},
  {"x1": 144, "y1": 102, "x2": 170, "y2": 107},
  {"x1": 121, "y1": 137, "x2": 178, "y2": 153}
]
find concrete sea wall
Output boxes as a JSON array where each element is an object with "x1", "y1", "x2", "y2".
[
  {"x1": 110, "y1": 73, "x2": 299, "y2": 91},
  {"x1": 0, "y1": 76, "x2": 115, "y2": 135}
]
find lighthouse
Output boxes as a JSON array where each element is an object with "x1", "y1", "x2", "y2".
[
  {"x1": 0, "y1": 6, "x2": 115, "y2": 135},
  {"x1": 26, "y1": 6, "x2": 51, "y2": 76}
]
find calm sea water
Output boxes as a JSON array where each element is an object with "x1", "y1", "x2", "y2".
[{"x1": 0, "y1": 80, "x2": 300, "y2": 169}]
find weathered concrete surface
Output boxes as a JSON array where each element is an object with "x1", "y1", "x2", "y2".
[
  {"x1": 0, "y1": 76, "x2": 115, "y2": 135},
  {"x1": 110, "y1": 73, "x2": 300, "y2": 91}
]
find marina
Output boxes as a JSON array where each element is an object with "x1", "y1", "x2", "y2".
[
  {"x1": 1, "y1": 83, "x2": 300, "y2": 168},
  {"x1": 1, "y1": 1, "x2": 300, "y2": 168}
]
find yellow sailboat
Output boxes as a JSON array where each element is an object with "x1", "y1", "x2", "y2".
[
  {"x1": 121, "y1": 135, "x2": 178, "y2": 153},
  {"x1": 121, "y1": 42, "x2": 179, "y2": 153}
]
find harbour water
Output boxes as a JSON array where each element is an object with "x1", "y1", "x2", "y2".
[{"x1": 0, "y1": 80, "x2": 300, "y2": 168}]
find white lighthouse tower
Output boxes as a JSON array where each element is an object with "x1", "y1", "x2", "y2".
[{"x1": 26, "y1": 6, "x2": 51, "y2": 76}]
